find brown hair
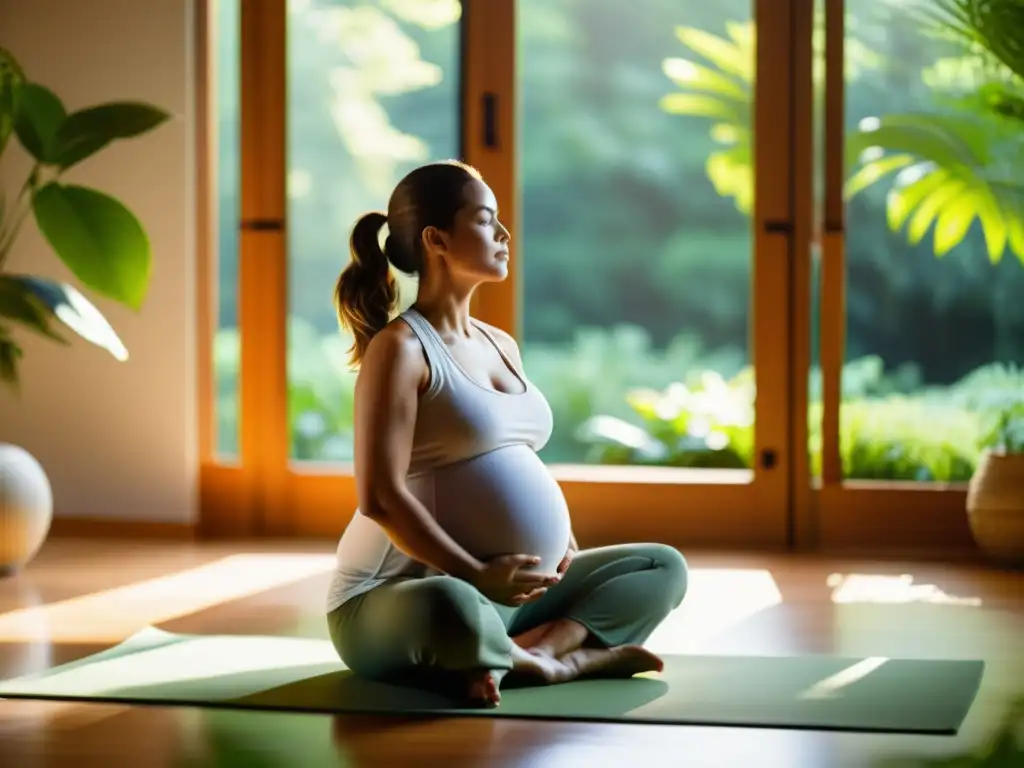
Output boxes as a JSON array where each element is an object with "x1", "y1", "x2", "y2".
[{"x1": 333, "y1": 160, "x2": 482, "y2": 366}]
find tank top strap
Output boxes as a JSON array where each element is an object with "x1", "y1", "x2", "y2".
[{"x1": 399, "y1": 308, "x2": 453, "y2": 397}]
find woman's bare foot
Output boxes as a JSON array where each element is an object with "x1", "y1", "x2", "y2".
[
  {"x1": 559, "y1": 644, "x2": 664, "y2": 680},
  {"x1": 465, "y1": 646, "x2": 573, "y2": 707},
  {"x1": 509, "y1": 644, "x2": 573, "y2": 684},
  {"x1": 466, "y1": 669, "x2": 503, "y2": 708}
]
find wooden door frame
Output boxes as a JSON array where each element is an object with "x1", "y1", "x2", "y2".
[{"x1": 195, "y1": 0, "x2": 252, "y2": 538}]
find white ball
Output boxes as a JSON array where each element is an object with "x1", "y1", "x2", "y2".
[{"x1": 0, "y1": 443, "x2": 54, "y2": 575}]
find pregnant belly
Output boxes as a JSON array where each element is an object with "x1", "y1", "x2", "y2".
[{"x1": 427, "y1": 444, "x2": 573, "y2": 576}]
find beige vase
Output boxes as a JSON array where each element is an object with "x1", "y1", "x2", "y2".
[{"x1": 966, "y1": 451, "x2": 1024, "y2": 566}]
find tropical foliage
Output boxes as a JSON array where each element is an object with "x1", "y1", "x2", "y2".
[
  {"x1": 659, "y1": 0, "x2": 1024, "y2": 264},
  {"x1": 0, "y1": 46, "x2": 170, "y2": 390}
]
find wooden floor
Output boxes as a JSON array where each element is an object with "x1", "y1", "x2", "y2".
[{"x1": 0, "y1": 537, "x2": 1021, "y2": 767}]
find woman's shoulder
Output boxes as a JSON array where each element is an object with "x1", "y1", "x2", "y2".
[
  {"x1": 359, "y1": 319, "x2": 430, "y2": 387},
  {"x1": 369, "y1": 314, "x2": 419, "y2": 349}
]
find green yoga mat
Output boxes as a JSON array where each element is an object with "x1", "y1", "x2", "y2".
[{"x1": 0, "y1": 627, "x2": 983, "y2": 734}]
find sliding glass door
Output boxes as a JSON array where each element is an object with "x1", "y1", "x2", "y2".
[
  {"x1": 200, "y1": 0, "x2": 818, "y2": 549},
  {"x1": 808, "y1": 0, "x2": 1023, "y2": 551}
]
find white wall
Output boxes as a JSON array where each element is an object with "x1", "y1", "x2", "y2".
[{"x1": 0, "y1": 0, "x2": 197, "y2": 524}]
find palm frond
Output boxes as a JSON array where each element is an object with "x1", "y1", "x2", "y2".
[
  {"x1": 846, "y1": 112, "x2": 1024, "y2": 263},
  {"x1": 920, "y1": 0, "x2": 1024, "y2": 83},
  {"x1": 659, "y1": 23, "x2": 755, "y2": 214}
]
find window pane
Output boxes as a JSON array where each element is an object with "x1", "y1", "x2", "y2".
[
  {"x1": 517, "y1": 0, "x2": 756, "y2": 470},
  {"x1": 286, "y1": 0, "x2": 462, "y2": 462},
  {"x1": 833, "y1": 2, "x2": 1024, "y2": 481},
  {"x1": 214, "y1": 0, "x2": 240, "y2": 459}
]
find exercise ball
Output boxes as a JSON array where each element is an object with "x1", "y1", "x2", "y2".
[{"x1": 0, "y1": 443, "x2": 53, "y2": 576}]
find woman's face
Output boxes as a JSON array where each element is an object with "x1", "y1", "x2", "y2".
[{"x1": 424, "y1": 179, "x2": 511, "y2": 284}]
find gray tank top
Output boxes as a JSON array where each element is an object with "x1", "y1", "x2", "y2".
[{"x1": 325, "y1": 308, "x2": 573, "y2": 612}]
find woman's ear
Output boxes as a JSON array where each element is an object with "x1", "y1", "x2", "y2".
[{"x1": 421, "y1": 226, "x2": 450, "y2": 257}]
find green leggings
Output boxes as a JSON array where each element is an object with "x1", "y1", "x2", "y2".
[{"x1": 326, "y1": 543, "x2": 688, "y2": 683}]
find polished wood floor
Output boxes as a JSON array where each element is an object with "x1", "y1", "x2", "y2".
[{"x1": 0, "y1": 536, "x2": 1021, "y2": 767}]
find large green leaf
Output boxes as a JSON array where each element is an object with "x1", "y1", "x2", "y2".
[
  {"x1": 658, "y1": 93, "x2": 744, "y2": 123},
  {"x1": 2, "y1": 274, "x2": 128, "y2": 360},
  {"x1": 0, "y1": 46, "x2": 25, "y2": 156},
  {"x1": 847, "y1": 113, "x2": 992, "y2": 167},
  {"x1": 13, "y1": 82, "x2": 66, "y2": 163},
  {"x1": 0, "y1": 275, "x2": 68, "y2": 344},
  {"x1": 846, "y1": 111, "x2": 1024, "y2": 263},
  {"x1": 32, "y1": 182, "x2": 152, "y2": 310},
  {"x1": 707, "y1": 143, "x2": 753, "y2": 214},
  {"x1": 908, "y1": 179, "x2": 968, "y2": 244},
  {"x1": 968, "y1": 185, "x2": 1010, "y2": 256},
  {"x1": 54, "y1": 101, "x2": 173, "y2": 170},
  {"x1": 674, "y1": 26, "x2": 753, "y2": 83},
  {"x1": 933, "y1": 193, "x2": 979, "y2": 254},
  {"x1": 885, "y1": 166, "x2": 953, "y2": 230},
  {"x1": 661, "y1": 24, "x2": 755, "y2": 213},
  {"x1": 661, "y1": 58, "x2": 748, "y2": 101},
  {"x1": 844, "y1": 153, "x2": 917, "y2": 197}
]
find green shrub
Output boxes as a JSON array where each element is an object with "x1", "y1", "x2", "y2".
[
  {"x1": 809, "y1": 398, "x2": 980, "y2": 482},
  {"x1": 577, "y1": 369, "x2": 982, "y2": 480},
  {"x1": 287, "y1": 318, "x2": 358, "y2": 461},
  {"x1": 576, "y1": 368, "x2": 755, "y2": 468},
  {"x1": 214, "y1": 322, "x2": 1014, "y2": 477},
  {"x1": 521, "y1": 325, "x2": 746, "y2": 462},
  {"x1": 949, "y1": 362, "x2": 1024, "y2": 453}
]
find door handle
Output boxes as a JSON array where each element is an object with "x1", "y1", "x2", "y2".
[
  {"x1": 764, "y1": 220, "x2": 793, "y2": 235},
  {"x1": 482, "y1": 92, "x2": 498, "y2": 149}
]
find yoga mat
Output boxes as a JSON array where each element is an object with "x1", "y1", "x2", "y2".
[{"x1": 0, "y1": 627, "x2": 984, "y2": 734}]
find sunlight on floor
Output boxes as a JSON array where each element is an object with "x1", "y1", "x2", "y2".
[
  {"x1": 0, "y1": 627, "x2": 341, "y2": 698},
  {"x1": 827, "y1": 573, "x2": 983, "y2": 606},
  {"x1": 0, "y1": 558, "x2": 785, "y2": 656},
  {"x1": 643, "y1": 568, "x2": 783, "y2": 654},
  {"x1": 0, "y1": 554, "x2": 336, "y2": 644}
]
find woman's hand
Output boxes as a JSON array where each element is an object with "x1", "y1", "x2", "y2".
[
  {"x1": 470, "y1": 554, "x2": 562, "y2": 607},
  {"x1": 557, "y1": 532, "x2": 579, "y2": 576}
]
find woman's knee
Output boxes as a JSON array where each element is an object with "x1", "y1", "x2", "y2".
[
  {"x1": 648, "y1": 544, "x2": 689, "y2": 609},
  {"x1": 413, "y1": 578, "x2": 493, "y2": 647}
]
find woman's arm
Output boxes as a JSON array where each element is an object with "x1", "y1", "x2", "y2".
[{"x1": 353, "y1": 323, "x2": 484, "y2": 582}]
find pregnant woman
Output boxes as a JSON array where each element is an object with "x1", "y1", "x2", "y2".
[{"x1": 325, "y1": 160, "x2": 689, "y2": 707}]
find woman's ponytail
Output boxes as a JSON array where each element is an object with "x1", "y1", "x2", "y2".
[
  {"x1": 335, "y1": 160, "x2": 481, "y2": 366},
  {"x1": 334, "y1": 212, "x2": 396, "y2": 367}
]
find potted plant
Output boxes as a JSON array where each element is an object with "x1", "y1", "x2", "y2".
[
  {"x1": 966, "y1": 383, "x2": 1024, "y2": 566},
  {"x1": 0, "y1": 46, "x2": 170, "y2": 574}
]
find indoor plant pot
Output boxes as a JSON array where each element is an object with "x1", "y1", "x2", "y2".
[{"x1": 967, "y1": 451, "x2": 1024, "y2": 567}]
